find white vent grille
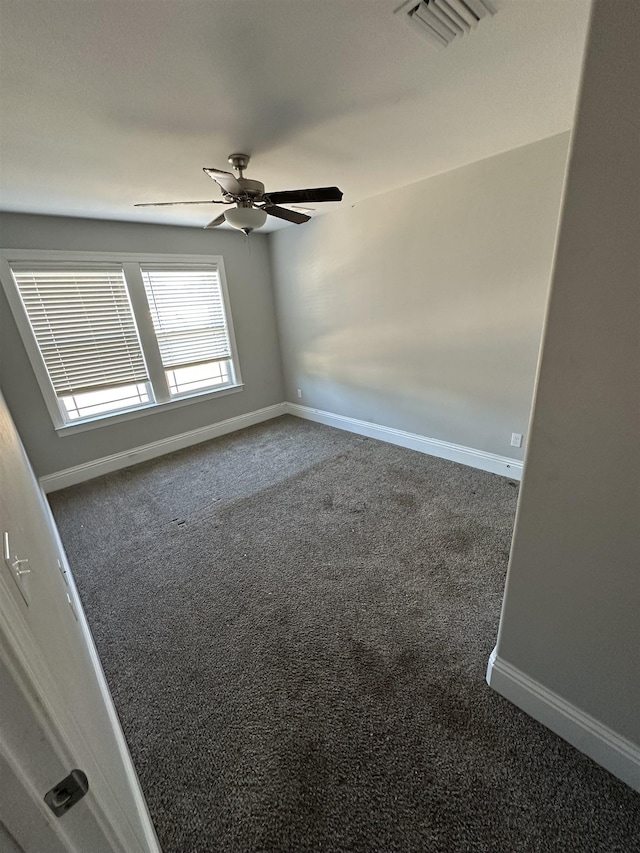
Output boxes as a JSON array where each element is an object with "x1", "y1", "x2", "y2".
[{"x1": 396, "y1": 0, "x2": 496, "y2": 47}]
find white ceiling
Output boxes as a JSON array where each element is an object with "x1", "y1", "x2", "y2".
[{"x1": 0, "y1": 0, "x2": 590, "y2": 232}]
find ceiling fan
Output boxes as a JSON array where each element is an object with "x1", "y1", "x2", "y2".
[{"x1": 135, "y1": 153, "x2": 343, "y2": 234}]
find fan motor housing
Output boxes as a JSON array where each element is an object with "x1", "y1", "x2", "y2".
[{"x1": 236, "y1": 178, "x2": 265, "y2": 199}]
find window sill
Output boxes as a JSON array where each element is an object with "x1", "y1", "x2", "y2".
[{"x1": 55, "y1": 383, "x2": 244, "y2": 436}]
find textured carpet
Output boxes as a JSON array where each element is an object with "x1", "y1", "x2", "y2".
[{"x1": 49, "y1": 416, "x2": 640, "y2": 853}]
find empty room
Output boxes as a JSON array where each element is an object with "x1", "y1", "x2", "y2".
[{"x1": 0, "y1": 2, "x2": 638, "y2": 852}]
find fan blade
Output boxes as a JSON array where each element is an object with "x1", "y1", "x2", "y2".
[
  {"x1": 134, "y1": 199, "x2": 225, "y2": 207},
  {"x1": 266, "y1": 187, "x2": 343, "y2": 205},
  {"x1": 263, "y1": 205, "x2": 311, "y2": 224},
  {"x1": 204, "y1": 213, "x2": 227, "y2": 228},
  {"x1": 203, "y1": 167, "x2": 243, "y2": 195}
]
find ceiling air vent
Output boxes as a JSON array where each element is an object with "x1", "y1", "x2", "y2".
[{"x1": 395, "y1": 0, "x2": 496, "y2": 48}]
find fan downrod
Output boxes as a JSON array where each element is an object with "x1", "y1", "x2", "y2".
[{"x1": 228, "y1": 153, "x2": 251, "y2": 178}]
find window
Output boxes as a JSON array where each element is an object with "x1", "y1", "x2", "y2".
[
  {"x1": 141, "y1": 267, "x2": 233, "y2": 399},
  {"x1": 1, "y1": 251, "x2": 242, "y2": 432}
]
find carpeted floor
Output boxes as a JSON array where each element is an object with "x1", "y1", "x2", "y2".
[{"x1": 49, "y1": 416, "x2": 640, "y2": 853}]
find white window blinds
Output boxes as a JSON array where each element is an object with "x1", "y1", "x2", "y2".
[
  {"x1": 12, "y1": 266, "x2": 149, "y2": 396},
  {"x1": 141, "y1": 267, "x2": 232, "y2": 370}
]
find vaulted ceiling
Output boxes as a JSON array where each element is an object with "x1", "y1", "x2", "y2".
[{"x1": 0, "y1": 0, "x2": 590, "y2": 231}]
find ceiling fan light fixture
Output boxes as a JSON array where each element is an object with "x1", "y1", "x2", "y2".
[
  {"x1": 136, "y1": 153, "x2": 343, "y2": 229},
  {"x1": 224, "y1": 206, "x2": 267, "y2": 234}
]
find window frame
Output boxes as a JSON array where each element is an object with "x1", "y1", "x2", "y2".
[{"x1": 0, "y1": 250, "x2": 243, "y2": 436}]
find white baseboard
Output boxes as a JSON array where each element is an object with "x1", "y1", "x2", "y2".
[
  {"x1": 286, "y1": 403, "x2": 523, "y2": 480},
  {"x1": 487, "y1": 648, "x2": 640, "y2": 792},
  {"x1": 41, "y1": 400, "x2": 523, "y2": 492},
  {"x1": 40, "y1": 403, "x2": 288, "y2": 493}
]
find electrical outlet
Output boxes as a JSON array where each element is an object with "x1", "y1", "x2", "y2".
[
  {"x1": 511, "y1": 433, "x2": 523, "y2": 448},
  {"x1": 297, "y1": 388, "x2": 302, "y2": 399}
]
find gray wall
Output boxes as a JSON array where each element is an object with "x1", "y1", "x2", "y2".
[
  {"x1": 270, "y1": 133, "x2": 570, "y2": 460},
  {"x1": 494, "y1": 0, "x2": 640, "y2": 745},
  {"x1": 0, "y1": 214, "x2": 285, "y2": 476}
]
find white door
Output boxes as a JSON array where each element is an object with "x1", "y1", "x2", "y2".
[{"x1": 0, "y1": 391, "x2": 161, "y2": 853}]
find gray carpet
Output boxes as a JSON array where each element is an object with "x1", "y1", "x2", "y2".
[{"x1": 49, "y1": 416, "x2": 640, "y2": 853}]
